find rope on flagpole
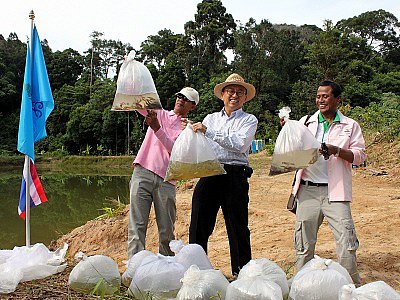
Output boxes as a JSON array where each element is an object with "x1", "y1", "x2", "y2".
[{"x1": 25, "y1": 10, "x2": 35, "y2": 247}]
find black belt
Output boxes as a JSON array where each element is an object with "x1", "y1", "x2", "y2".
[
  {"x1": 223, "y1": 164, "x2": 253, "y2": 178},
  {"x1": 300, "y1": 180, "x2": 328, "y2": 187}
]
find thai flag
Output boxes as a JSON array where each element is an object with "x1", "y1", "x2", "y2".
[{"x1": 18, "y1": 159, "x2": 48, "y2": 219}]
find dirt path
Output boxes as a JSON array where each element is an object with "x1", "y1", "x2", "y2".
[{"x1": 53, "y1": 151, "x2": 400, "y2": 289}]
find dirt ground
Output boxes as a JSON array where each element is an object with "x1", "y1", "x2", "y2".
[{"x1": 4, "y1": 142, "x2": 400, "y2": 298}]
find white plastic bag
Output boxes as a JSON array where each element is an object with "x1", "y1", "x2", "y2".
[
  {"x1": 339, "y1": 281, "x2": 400, "y2": 300},
  {"x1": 177, "y1": 265, "x2": 229, "y2": 300},
  {"x1": 165, "y1": 124, "x2": 226, "y2": 181},
  {"x1": 0, "y1": 243, "x2": 68, "y2": 294},
  {"x1": 269, "y1": 107, "x2": 319, "y2": 176},
  {"x1": 111, "y1": 50, "x2": 162, "y2": 110},
  {"x1": 68, "y1": 254, "x2": 121, "y2": 295},
  {"x1": 170, "y1": 240, "x2": 213, "y2": 270},
  {"x1": 238, "y1": 259, "x2": 289, "y2": 299},
  {"x1": 121, "y1": 250, "x2": 156, "y2": 287},
  {"x1": 129, "y1": 254, "x2": 186, "y2": 299},
  {"x1": 289, "y1": 257, "x2": 352, "y2": 300},
  {"x1": 0, "y1": 269, "x2": 23, "y2": 294},
  {"x1": 226, "y1": 263, "x2": 283, "y2": 300}
]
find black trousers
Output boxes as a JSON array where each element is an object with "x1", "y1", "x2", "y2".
[{"x1": 189, "y1": 164, "x2": 252, "y2": 275}]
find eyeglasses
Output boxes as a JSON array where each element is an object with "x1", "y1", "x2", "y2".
[
  {"x1": 177, "y1": 94, "x2": 196, "y2": 104},
  {"x1": 224, "y1": 88, "x2": 246, "y2": 97}
]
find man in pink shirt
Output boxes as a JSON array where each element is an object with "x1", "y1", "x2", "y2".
[
  {"x1": 291, "y1": 81, "x2": 366, "y2": 285},
  {"x1": 128, "y1": 87, "x2": 199, "y2": 258}
]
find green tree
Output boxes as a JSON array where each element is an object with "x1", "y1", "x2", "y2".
[
  {"x1": 348, "y1": 93, "x2": 400, "y2": 141},
  {"x1": 140, "y1": 29, "x2": 184, "y2": 68},
  {"x1": 372, "y1": 71, "x2": 400, "y2": 94},
  {"x1": 154, "y1": 54, "x2": 186, "y2": 109},
  {"x1": 184, "y1": 0, "x2": 236, "y2": 76},
  {"x1": 337, "y1": 9, "x2": 400, "y2": 55},
  {"x1": 65, "y1": 104, "x2": 103, "y2": 153},
  {"x1": 47, "y1": 79, "x2": 90, "y2": 138},
  {"x1": 47, "y1": 48, "x2": 84, "y2": 90},
  {"x1": 233, "y1": 19, "x2": 308, "y2": 107},
  {"x1": 0, "y1": 33, "x2": 26, "y2": 113}
]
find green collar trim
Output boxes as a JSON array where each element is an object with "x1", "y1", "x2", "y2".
[{"x1": 319, "y1": 112, "x2": 340, "y2": 133}]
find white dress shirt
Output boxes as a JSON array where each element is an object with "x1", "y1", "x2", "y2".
[{"x1": 204, "y1": 108, "x2": 258, "y2": 166}]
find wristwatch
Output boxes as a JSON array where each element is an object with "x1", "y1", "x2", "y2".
[{"x1": 335, "y1": 147, "x2": 341, "y2": 157}]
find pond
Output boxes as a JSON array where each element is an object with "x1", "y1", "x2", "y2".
[{"x1": 0, "y1": 169, "x2": 131, "y2": 249}]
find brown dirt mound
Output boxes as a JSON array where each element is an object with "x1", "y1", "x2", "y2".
[
  {"x1": 5, "y1": 143, "x2": 400, "y2": 298},
  {"x1": 52, "y1": 149, "x2": 399, "y2": 287}
]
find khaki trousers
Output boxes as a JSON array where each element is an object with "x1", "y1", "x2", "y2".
[
  {"x1": 295, "y1": 183, "x2": 361, "y2": 285},
  {"x1": 127, "y1": 165, "x2": 176, "y2": 258}
]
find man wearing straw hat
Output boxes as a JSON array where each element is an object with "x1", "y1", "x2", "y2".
[
  {"x1": 189, "y1": 73, "x2": 258, "y2": 276},
  {"x1": 128, "y1": 87, "x2": 199, "y2": 259}
]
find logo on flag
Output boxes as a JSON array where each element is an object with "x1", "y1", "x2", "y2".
[
  {"x1": 18, "y1": 159, "x2": 48, "y2": 219},
  {"x1": 17, "y1": 24, "x2": 54, "y2": 162}
]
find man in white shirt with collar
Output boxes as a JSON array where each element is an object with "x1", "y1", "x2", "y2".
[
  {"x1": 189, "y1": 73, "x2": 258, "y2": 277},
  {"x1": 291, "y1": 80, "x2": 366, "y2": 285}
]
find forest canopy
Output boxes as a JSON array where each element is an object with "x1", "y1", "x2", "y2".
[{"x1": 1, "y1": 1, "x2": 399, "y2": 156}]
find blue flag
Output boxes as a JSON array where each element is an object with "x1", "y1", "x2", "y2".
[{"x1": 17, "y1": 24, "x2": 54, "y2": 162}]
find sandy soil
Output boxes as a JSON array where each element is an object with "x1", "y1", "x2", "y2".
[
  {"x1": 4, "y1": 143, "x2": 399, "y2": 299},
  {"x1": 53, "y1": 144, "x2": 400, "y2": 289}
]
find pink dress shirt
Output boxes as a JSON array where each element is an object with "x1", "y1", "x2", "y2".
[
  {"x1": 292, "y1": 110, "x2": 366, "y2": 202},
  {"x1": 133, "y1": 110, "x2": 182, "y2": 185}
]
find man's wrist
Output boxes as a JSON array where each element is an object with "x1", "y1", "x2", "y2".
[
  {"x1": 335, "y1": 147, "x2": 341, "y2": 157},
  {"x1": 152, "y1": 124, "x2": 161, "y2": 132}
]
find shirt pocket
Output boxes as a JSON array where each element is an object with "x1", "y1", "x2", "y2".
[{"x1": 328, "y1": 125, "x2": 351, "y2": 148}]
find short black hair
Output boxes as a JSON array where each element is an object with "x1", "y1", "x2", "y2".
[{"x1": 319, "y1": 81, "x2": 342, "y2": 97}]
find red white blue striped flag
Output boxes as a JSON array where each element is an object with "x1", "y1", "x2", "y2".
[{"x1": 18, "y1": 159, "x2": 48, "y2": 219}]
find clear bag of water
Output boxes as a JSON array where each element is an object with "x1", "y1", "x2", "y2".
[
  {"x1": 339, "y1": 281, "x2": 400, "y2": 300},
  {"x1": 165, "y1": 124, "x2": 226, "y2": 181},
  {"x1": 169, "y1": 240, "x2": 213, "y2": 270},
  {"x1": 269, "y1": 107, "x2": 319, "y2": 176},
  {"x1": 226, "y1": 262, "x2": 283, "y2": 300},
  {"x1": 289, "y1": 257, "x2": 352, "y2": 300},
  {"x1": 129, "y1": 253, "x2": 186, "y2": 299},
  {"x1": 111, "y1": 50, "x2": 162, "y2": 110},
  {"x1": 121, "y1": 250, "x2": 156, "y2": 287},
  {"x1": 68, "y1": 254, "x2": 121, "y2": 295},
  {"x1": 177, "y1": 265, "x2": 229, "y2": 300},
  {"x1": 238, "y1": 259, "x2": 289, "y2": 299}
]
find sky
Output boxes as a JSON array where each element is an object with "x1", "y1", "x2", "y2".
[{"x1": 1, "y1": 0, "x2": 399, "y2": 54}]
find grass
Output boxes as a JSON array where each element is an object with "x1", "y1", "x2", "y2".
[{"x1": 96, "y1": 197, "x2": 127, "y2": 220}]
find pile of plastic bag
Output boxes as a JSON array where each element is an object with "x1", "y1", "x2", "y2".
[
  {"x1": 0, "y1": 243, "x2": 68, "y2": 294},
  {"x1": 123, "y1": 240, "x2": 214, "y2": 299},
  {"x1": 111, "y1": 50, "x2": 162, "y2": 110},
  {"x1": 165, "y1": 124, "x2": 226, "y2": 181},
  {"x1": 269, "y1": 107, "x2": 319, "y2": 176}
]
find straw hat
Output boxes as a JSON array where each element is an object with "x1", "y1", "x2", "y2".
[{"x1": 214, "y1": 73, "x2": 256, "y2": 102}]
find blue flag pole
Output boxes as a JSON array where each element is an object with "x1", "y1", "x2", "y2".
[
  {"x1": 17, "y1": 10, "x2": 54, "y2": 247},
  {"x1": 25, "y1": 10, "x2": 35, "y2": 247}
]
